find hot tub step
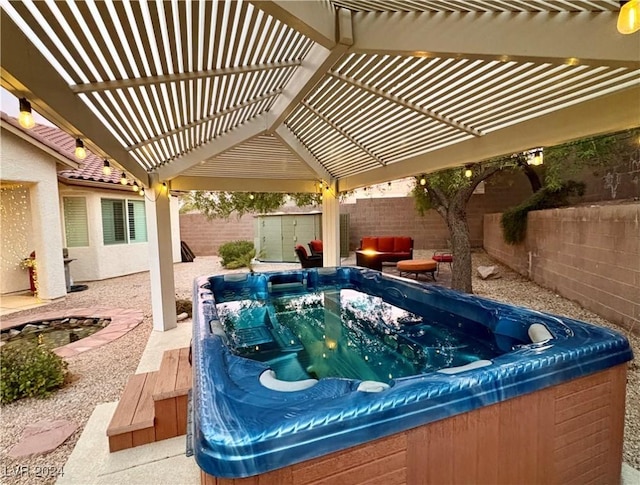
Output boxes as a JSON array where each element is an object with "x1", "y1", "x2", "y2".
[
  {"x1": 153, "y1": 347, "x2": 192, "y2": 441},
  {"x1": 106, "y1": 371, "x2": 157, "y2": 452}
]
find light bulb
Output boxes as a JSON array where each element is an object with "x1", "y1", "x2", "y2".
[
  {"x1": 120, "y1": 173, "x2": 128, "y2": 185},
  {"x1": 18, "y1": 98, "x2": 35, "y2": 129},
  {"x1": 249, "y1": 193, "x2": 255, "y2": 200},
  {"x1": 464, "y1": 167, "x2": 473, "y2": 178},
  {"x1": 102, "y1": 160, "x2": 112, "y2": 176},
  {"x1": 618, "y1": 0, "x2": 640, "y2": 34},
  {"x1": 139, "y1": 187, "x2": 145, "y2": 196},
  {"x1": 533, "y1": 150, "x2": 544, "y2": 166},
  {"x1": 75, "y1": 139, "x2": 87, "y2": 160},
  {"x1": 419, "y1": 176, "x2": 426, "y2": 186},
  {"x1": 132, "y1": 181, "x2": 139, "y2": 191}
]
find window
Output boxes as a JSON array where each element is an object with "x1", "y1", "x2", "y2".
[
  {"x1": 127, "y1": 200, "x2": 147, "y2": 243},
  {"x1": 101, "y1": 198, "x2": 147, "y2": 245},
  {"x1": 63, "y1": 197, "x2": 89, "y2": 247}
]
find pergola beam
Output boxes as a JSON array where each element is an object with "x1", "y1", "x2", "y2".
[
  {"x1": 249, "y1": 1, "x2": 337, "y2": 49},
  {"x1": 155, "y1": 9, "x2": 353, "y2": 181},
  {"x1": 70, "y1": 61, "x2": 301, "y2": 93},
  {"x1": 301, "y1": 100, "x2": 386, "y2": 166},
  {"x1": 352, "y1": 12, "x2": 640, "y2": 69},
  {"x1": 266, "y1": 8, "x2": 353, "y2": 130},
  {"x1": 0, "y1": 15, "x2": 147, "y2": 182},
  {"x1": 129, "y1": 89, "x2": 282, "y2": 150},
  {"x1": 274, "y1": 124, "x2": 333, "y2": 181},
  {"x1": 329, "y1": 72, "x2": 483, "y2": 137},
  {"x1": 156, "y1": 115, "x2": 268, "y2": 180},
  {"x1": 339, "y1": 85, "x2": 640, "y2": 192},
  {"x1": 170, "y1": 176, "x2": 318, "y2": 193}
]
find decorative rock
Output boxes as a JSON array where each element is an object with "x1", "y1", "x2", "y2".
[
  {"x1": 9, "y1": 329, "x2": 20, "y2": 337},
  {"x1": 83, "y1": 319, "x2": 95, "y2": 326},
  {"x1": 1, "y1": 332, "x2": 10, "y2": 341},
  {"x1": 69, "y1": 318, "x2": 78, "y2": 324},
  {"x1": 21, "y1": 324, "x2": 39, "y2": 334},
  {"x1": 7, "y1": 420, "x2": 77, "y2": 458},
  {"x1": 61, "y1": 318, "x2": 70, "y2": 324},
  {"x1": 477, "y1": 265, "x2": 501, "y2": 280},
  {"x1": 177, "y1": 312, "x2": 189, "y2": 322},
  {"x1": 50, "y1": 320, "x2": 63, "y2": 328}
]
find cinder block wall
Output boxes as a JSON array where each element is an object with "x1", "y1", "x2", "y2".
[
  {"x1": 484, "y1": 204, "x2": 640, "y2": 334},
  {"x1": 180, "y1": 171, "x2": 532, "y2": 255},
  {"x1": 179, "y1": 212, "x2": 254, "y2": 256},
  {"x1": 341, "y1": 171, "x2": 532, "y2": 250}
]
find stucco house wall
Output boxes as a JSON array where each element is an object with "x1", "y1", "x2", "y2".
[
  {"x1": 0, "y1": 128, "x2": 67, "y2": 299},
  {"x1": 57, "y1": 186, "x2": 182, "y2": 283},
  {"x1": 1, "y1": 116, "x2": 182, "y2": 294}
]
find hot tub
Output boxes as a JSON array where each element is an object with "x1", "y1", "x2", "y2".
[{"x1": 191, "y1": 267, "x2": 632, "y2": 484}]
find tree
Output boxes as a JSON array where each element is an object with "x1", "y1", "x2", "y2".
[
  {"x1": 412, "y1": 160, "x2": 512, "y2": 293},
  {"x1": 413, "y1": 128, "x2": 638, "y2": 293}
]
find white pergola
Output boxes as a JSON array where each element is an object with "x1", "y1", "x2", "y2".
[{"x1": 2, "y1": 0, "x2": 638, "y2": 330}]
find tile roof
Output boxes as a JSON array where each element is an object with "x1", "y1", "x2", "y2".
[{"x1": 1, "y1": 111, "x2": 136, "y2": 188}]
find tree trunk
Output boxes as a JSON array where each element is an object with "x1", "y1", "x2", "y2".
[{"x1": 447, "y1": 209, "x2": 473, "y2": 293}]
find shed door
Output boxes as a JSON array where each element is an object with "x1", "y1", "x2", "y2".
[
  {"x1": 281, "y1": 215, "x2": 297, "y2": 262},
  {"x1": 260, "y1": 217, "x2": 283, "y2": 262}
]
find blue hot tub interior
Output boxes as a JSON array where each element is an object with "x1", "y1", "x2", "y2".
[{"x1": 191, "y1": 267, "x2": 633, "y2": 478}]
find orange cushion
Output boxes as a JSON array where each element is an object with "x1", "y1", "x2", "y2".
[
  {"x1": 361, "y1": 237, "x2": 378, "y2": 251},
  {"x1": 309, "y1": 240, "x2": 323, "y2": 252},
  {"x1": 295, "y1": 245, "x2": 309, "y2": 258},
  {"x1": 397, "y1": 259, "x2": 437, "y2": 272},
  {"x1": 378, "y1": 237, "x2": 395, "y2": 252},
  {"x1": 394, "y1": 237, "x2": 413, "y2": 252}
]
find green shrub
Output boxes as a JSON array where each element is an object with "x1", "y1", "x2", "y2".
[
  {"x1": 501, "y1": 181, "x2": 585, "y2": 245},
  {"x1": 218, "y1": 240, "x2": 256, "y2": 268},
  {"x1": 176, "y1": 298, "x2": 193, "y2": 317},
  {"x1": 0, "y1": 342, "x2": 68, "y2": 404}
]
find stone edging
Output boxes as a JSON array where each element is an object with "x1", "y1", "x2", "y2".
[{"x1": 0, "y1": 307, "x2": 144, "y2": 358}]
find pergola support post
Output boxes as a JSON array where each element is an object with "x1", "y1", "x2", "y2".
[
  {"x1": 322, "y1": 181, "x2": 340, "y2": 267},
  {"x1": 145, "y1": 174, "x2": 177, "y2": 332}
]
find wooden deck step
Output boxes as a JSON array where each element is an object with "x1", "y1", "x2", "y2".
[
  {"x1": 106, "y1": 372, "x2": 157, "y2": 452},
  {"x1": 153, "y1": 347, "x2": 192, "y2": 440}
]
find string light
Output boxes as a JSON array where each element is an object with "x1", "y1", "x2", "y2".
[
  {"x1": 0, "y1": 184, "x2": 39, "y2": 299},
  {"x1": 139, "y1": 187, "x2": 145, "y2": 196},
  {"x1": 75, "y1": 139, "x2": 87, "y2": 160},
  {"x1": 120, "y1": 172, "x2": 128, "y2": 185},
  {"x1": 249, "y1": 193, "x2": 255, "y2": 200},
  {"x1": 464, "y1": 165, "x2": 473, "y2": 178},
  {"x1": 419, "y1": 175, "x2": 427, "y2": 186},
  {"x1": 18, "y1": 98, "x2": 35, "y2": 129},
  {"x1": 102, "y1": 160, "x2": 112, "y2": 176},
  {"x1": 618, "y1": 0, "x2": 640, "y2": 34},
  {"x1": 132, "y1": 181, "x2": 139, "y2": 191}
]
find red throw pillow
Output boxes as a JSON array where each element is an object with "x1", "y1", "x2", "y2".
[
  {"x1": 378, "y1": 237, "x2": 395, "y2": 252},
  {"x1": 394, "y1": 237, "x2": 412, "y2": 252},
  {"x1": 309, "y1": 240, "x2": 323, "y2": 252},
  {"x1": 295, "y1": 245, "x2": 309, "y2": 258},
  {"x1": 361, "y1": 237, "x2": 378, "y2": 251}
]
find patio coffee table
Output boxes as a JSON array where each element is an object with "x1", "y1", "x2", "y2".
[{"x1": 397, "y1": 259, "x2": 437, "y2": 281}]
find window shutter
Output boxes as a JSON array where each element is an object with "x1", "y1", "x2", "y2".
[
  {"x1": 63, "y1": 197, "x2": 89, "y2": 247},
  {"x1": 101, "y1": 199, "x2": 126, "y2": 244},
  {"x1": 127, "y1": 200, "x2": 147, "y2": 242}
]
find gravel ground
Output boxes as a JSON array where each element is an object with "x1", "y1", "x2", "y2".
[{"x1": 0, "y1": 251, "x2": 637, "y2": 484}]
